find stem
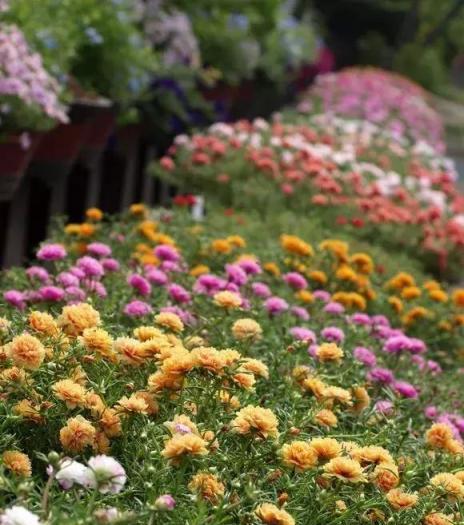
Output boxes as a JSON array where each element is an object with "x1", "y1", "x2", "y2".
[{"x1": 41, "y1": 471, "x2": 55, "y2": 518}]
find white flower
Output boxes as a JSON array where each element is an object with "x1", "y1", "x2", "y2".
[
  {"x1": 55, "y1": 458, "x2": 93, "y2": 490},
  {"x1": 0, "y1": 506, "x2": 42, "y2": 525},
  {"x1": 87, "y1": 455, "x2": 127, "y2": 494}
]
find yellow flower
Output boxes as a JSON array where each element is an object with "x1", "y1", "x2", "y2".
[
  {"x1": 314, "y1": 409, "x2": 338, "y2": 427},
  {"x1": 309, "y1": 438, "x2": 341, "y2": 460},
  {"x1": 426, "y1": 423, "x2": 454, "y2": 449},
  {"x1": 335, "y1": 265, "x2": 357, "y2": 282},
  {"x1": 81, "y1": 327, "x2": 114, "y2": 360},
  {"x1": 423, "y1": 513, "x2": 455, "y2": 525},
  {"x1": 213, "y1": 291, "x2": 242, "y2": 309},
  {"x1": 58, "y1": 303, "x2": 101, "y2": 337},
  {"x1": 316, "y1": 343, "x2": 344, "y2": 363},
  {"x1": 452, "y1": 289, "x2": 464, "y2": 307},
  {"x1": 60, "y1": 416, "x2": 96, "y2": 452},
  {"x1": 227, "y1": 235, "x2": 246, "y2": 247},
  {"x1": 231, "y1": 318, "x2": 262, "y2": 341},
  {"x1": 350, "y1": 253, "x2": 374, "y2": 274},
  {"x1": 161, "y1": 434, "x2": 208, "y2": 464},
  {"x1": 351, "y1": 386, "x2": 370, "y2": 413},
  {"x1": 211, "y1": 239, "x2": 231, "y2": 254},
  {"x1": 28, "y1": 311, "x2": 60, "y2": 337},
  {"x1": 231, "y1": 405, "x2": 279, "y2": 439},
  {"x1": 2, "y1": 451, "x2": 31, "y2": 477},
  {"x1": 85, "y1": 207, "x2": 103, "y2": 221},
  {"x1": 402, "y1": 306, "x2": 429, "y2": 325},
  {"x1": 190, "y1": 264, "x2": 210, "y2": 277},
  {"x1": 351, "y1": 446, "x2": 394, "y2": 466},
  {"x1": 295, "y1": 290, "x2": 314, "y2": 304},
  {"x1": 191, "y1": 346, "x2": 226, "y2": 373},
  {"x1": 429, "y1": 289, "x2": 448, "y2": 302},
  {"x1": 429, "y1": 473, "x2": 464, "y2": 499},
  {"x1": 387, "y1": 272, "x2": 415, "y2": 290},
  {"x1": 323, "y1": 457, "x2": 366, "y2": 482},
  {"x1": 388, "y1": 296, "x2": 403, "y2": 314},
  {"x1": 281, "y1": 234, "x2": 313, "y2": 257},
  {"x1": 114, "y1": 337, "x2": 146, "y2": 366},
  {"x1": 401, "y1": 286, "x2": 421, "y2": 300},
  {"x1": 372, "y1": 463, "x2": 399, "y2": 492},
  {"x1": 241, "y1": 358, "x2": 269, "y2": 378},
  {"x1": 280, "y1": 441, "x2": 318, "y2": 471},
  {"x1": 386, "y1": 488, "x2": 418, "y2": 509},
  {"x1": 129, "y1": 203, "x2": 147, "y2": 216},
  {"x1": 13, "y1": 400, "x2": 43, "y2": 424},
  {"x1": 319, "y1": 239, "x2": 349, "y2": 261},
  {"x1": 155, "y1": 312, "x2": 184, "y2": 332},
  {"x1": 308, "y1": 270, "x2": 327, "y2": 284},
  {"x1": 188, "y1": 472, "x2": 225, "y2": 503},
  {"x1": 53, "y1": 379, "x2": 87, "y2": 409},
  {"x1": 8, "y1": 334, "x2": 45, "y2": 369},
  {"x1": 115, "y1": 394, "x2": 148, "y2": 415},
  {"x1": 263, "y1": 262, "x2": 281, "y2": 276},
  {"x1": 255, "y1": 503, "x2": 295, "y2": 525}
]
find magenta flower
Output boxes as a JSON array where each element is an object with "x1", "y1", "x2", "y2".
[
  {"x1": 87, "y1": 242, "x2": 112, "y2": 258},
  {"x1": 65, "y1": 287, "x2": 86, "y2": 302},
  {"x1": 393, "y1": 381, "x2": 418, "y2": 399},
  {"x1": 37, "y1": 243, "x2": 67, "y2": 261},
  {"x1": 264, "y1": 296, "x2": 289, "y2": 315},
  {"x1": 237, "y1": 259, "x2": 261, "y2": 274},
  {"x1": 350, "y1": 313, "x2": 371, "y2": 325},
  {"x1": 424, "y1": 406, "x2": 438, "y2": 419},
  {"x1": 26, "y1": 266, "x2": 49, "y2": 282},
  {"x1": 226, "y1": 264, "x2": 248, "y2": 286},
  {"x1": 3, "y1": 290, "x2": 26, "y2": 309},
  {"x1": 101, "y1": 258, "x2": 120, "y2": 272},
  {"x1": 39, "y1": 286, "x2": 65, "y2": 302},
  {"x1": 168, "y1": 283, "x2": 191, "y2": 304},
  {"x1": 145, "y1": 267, "x2": 168, "y2": 286},
  {"x1": 193, "y1": 274, "x2": 224, "y2": 295},
  {"x1": 321, "y1": 326, "x2": 344, "y2": 343},
  {"x1": 323, "y1": 302, "x2": 345, "y2": 314},
  {"x1": 374, "y1": 400, "x2": 394, "y2": 415},
  {"x1": 77, "y1": 256, "x2": 104, "y2": 279},
  {"x1": 57, "y1": 272, "x2": 79, "y2": 288},
  {"x1": 290, "y1": 306, "x2": 310, "y2": 320},
  {"x1": 367, "y1": 367, "x2": 394, "y2": 384},
  {"x1": 313, "y1": 290, "x2": 330, "y2": 302},
  {"x1": 353, "y1": 346, "x2": 376, "y2": 367},
  {"x1": 123, "y1": 300, "x2": 152, "y2": 317},
  {"x1": 127, "y1": 274, "x2": 151, "y2": 297},
  {"x1": 251, "y1": 282, "x2": 271, "y2": 298},
  {"x1": 154, "y1": 244, "x2": 180, "y2": 262},
  {"x1": 283, "y1": 272, "x2": 308, "y2": 290},
  {"x1": 290, "y1": 327, "x2": 316, "y2": 343}
]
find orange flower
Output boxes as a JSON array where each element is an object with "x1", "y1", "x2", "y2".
[
  {"x1": 188, "y1": 472, "x2": 225, "y2": 503},
  {"x1": 255, "y1": 503, "x2": 295, "y2": 525},
  {"x1": 2, "y1": 451, "x2": 31, "y2": 477},
  {"x1": 191, "y1": 347, "x2": 226, "y2": 373},
  {"x1": 231, "y1": 405, "x2": 279, "y2": 439},
  {"x1": 13, "y1": 399, "x2": 43, "y2": 424},
  {"x1": 263, "y1": 262, "x2": 281, "y2": 276},
  {"x1": 133, "y1": 326, "x2": 163, "y2": 342},
  {"x1": 388, "y1": 296, "x2": 403, "y2": 314},
  {"x1": 323, "y1": 457, "x2": 366, "y2": 483},
  {"x1": 386, "y1": 488, "x2": 418, "y2": 509},
  {"x1": 213, "y1": 291, "x2": 242, "y2": 309},
  {"x1": 190, "y1": 264, "x2": 210, "y2": 277},
  {"x1": 423, "y1": 513, "x2": 455, "y2": 525},
  {"x1": 28, "y1": 311, "x2": 60, "y2": 337},
  {"x1": 241, "y1": 358, "x2": 269, "y2": 379},
  {"x1": 429, "y1": 473, "x2": 464, "y2": 499},
  {"x1": 129, "y1": 203, "x2": 147, "y2": 216},
  {"x1": 155, "y1": 312, "x2": 184, "y2": 333},
  {"x1": 452, "y1": 289, "x2": 464, "y2": 307},
  {"x1": 308, "y1": 270, "x2": 327, "y2": 284},
  {"x1": 60, "y1": 416, "x2": 96, "y2": 452},
  {"x1": 81, "y1": 327, "x2": 114, "y2": 360},
  {"x1": 314, "y1": 408, "x2": 338, "y2": 427},
  {"x1": 0, "y1": 366, "x2": 28, "y2": 385},
  {"x1": 211, "y1": 239, "x2": 231, "y2": 254},
  {"x1": 350, "y1": 446, "x2": 394, "y2": 467},
  {"x1": 232, "y1": 319, "x2": 262, "y2": 341},
  {"x1": 281, "y1": 234, "x2": 313, "y2": 257},
  {"x1": 114, "y1": 337, "x2": 146, "y2": 366},
  {"x1": 316, "y1": 343, "x2": 344, "y2": 363},
  {"x1": 161, "y1": 434, "x2": 208, "y2": 464},
  {"x1": 99, "y1": 408, "x2": 122, "y2": 438},
  {"x1": 52, "y1": 379, "x2": 87, "y2": 409},
  {"x1": 351, "y1": 386, "x2": 370, "y2": 413},
  {"x1": 280, "y1": 441, "x2": 318, "y2": 471},
  {"x1": 161, "y1": 350, "x2": 194, "y2": 376},
  {"x1": 309, "y1": 438, "x2": 341, "y2": 460},
  {"x1": 115, "y1": 394, "x2": 148, "y2": 415},
  {"x1": 372, "y1": 463, "x2": 399, "y2": 491},
  {"x1": 58, "y1": 303, "x2": 101, "y2": 337},
  {"x1": 426, "y1": 423, "x2": 454, "y2": 449},
  {"x1": 85, "y1": 207, "x2": 103, "y2": 221},
  {"x1": 401, "y1": 286, "x2": 421, "y2": 300},
  {"x1": 8, "y1": 334, "x2": 45, "y2": 369},
  {"x1": 164, "y1": 414, "x2": 199, "y2": 435},
  {"x1": 429, "y1": 289, "x2": 448, "y2": 303},
  {"x1": 295, "y1": 290, "x2": 314, "y2": 303}
]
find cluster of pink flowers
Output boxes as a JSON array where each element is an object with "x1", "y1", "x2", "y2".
[{"x1": 0, "y1": 24, "x2": 68, "y2": 124}]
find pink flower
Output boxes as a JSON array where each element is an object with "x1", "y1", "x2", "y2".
[
  {"x1": 393, "y1": 381, "x2": 418, "y2": 399},
  {"x1": 155, "y1": 494, "x2": 176, "y2": 511},
  {"x1": 3, "y1": 290, "x2": 26, "y2": 309},
  {"x1": 290, "y1": 306, "x2": 310, "y2": 320},
  {"x1": 323, "y1": 302, "x2": 344, "y2": 314},
  {"x1": 264, "y1": 296, "x2": 289, "y2": 315},
  {"x1": 26, "y1": 266, "x2": 49, "y2": 282},
  {"x1": 39, "y1": 286, "x2": 64, "y2": 302},
  {"x1": 367, "y1": 367, "x2": 394, "y2": 384},
  {"x1": 283, "y1": 272, "x2": 307, "y2": 290},
  {"x1": 145, "y1": 267, "x2": 168, "y2": 286},
  {"x1": 237, "y1": 259, "x2": 261, "y2": 274},
  {"x1": 374, "y1": 400, "x2": 394, "y2": 415},
  {"x1": 87, "y1": 242, "x2": 112, "y2": 258},
  {"x1": 77, "y1": 256, "x2": 104, "y2": 279},
  {"x1": 87, "y1": 455, "x2": 126, "y2": 494},
  {"x1": 350, "y1": 313, "x2": 371, "y2": 325},
  {"x1": 226, "y1": 264, "x2": 248, "y2": 286},
  {"x1": 424, "y1": 406, "x2": 438, "y2": 419},
  {"x1": 251, "y1": 282, "x2": 271, "y2": 298},
  {"x1": 168, "y1": 284, "x2": 191, "y2": 304},
  {"x1": 313, "y1": 290, "x2": 330, "y2": 302},
  {"x1": 353, "y1": 346, "x2": 376, "y2": 367},
  {"x1": 154, "y1": 244, "x2": 180, "y2": 262},
  {"x1": 321, "y1": 326, "x2": 344, "y2": 343},
  {"x1": 57, "y1": 272, "x2": 79, "y2": 287},
  {"x1": 123, "y1": 300, "x2": 152, "y2": 317},
  {"x1": 127, "y1": 274, "x2": 151, "y2": 296},
  {"x1": 37, "y1": 243, "x2": 67, "y2": 261},
  {"x1": 290, "y1": 327, "x2": 316, "y2": 343},
  {"x1": 101, "y1": 258, "x2": 120, "y2": 272}
]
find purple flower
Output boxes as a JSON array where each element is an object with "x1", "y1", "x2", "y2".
[
  {"x1": 283, "y1": 272, "x2": 307, "y2": 290},
  {"x1": 145, "y1": 267, "x2": 168, "y2": 286},
  {"x1": 77, "y1": 256, "x2": 104, "y2": 279},
  {"x1": 374, "y1": 400, "x2": 394, "y2": 415},
  {"x1": 226, "y1": 264, "x2": 248, "y2": 286},
  {"x1": 87, "y1": 242, "x2": 112, "y2": 258},
  {"x1": 353, "y1": 346, "x2": 376, "y2": 367},
  {"x1": 323, "y1": 301, "x2": 345, "y2": 314},
  {"x1": 3, "y1": 290, "x2": 26, "y2": 309},
  {"x1": 290, "y1": 306, "x2": 310, "y2": 320},
  {"x1": 26, "y1": 266, "x2": 49, "y2": 282},
  {"x1": 127, "y1": 274, "x2": 151, "y2": 297},
  {"x1": 101, "y1": 258, "x2": 120, "y2": 272},
  {"x1": 37, "y1": 243, "x2": 67, "y2": 261},
  {"x1": 123, "y1": 300, "x2": 152, "y2": 317},
  {"x1": 39, "y1": 286, "x2": 64, "y2": 301},
  {"x1": 393, "y1": 380, "x2": 418, "y2": 399},
  {"x1": 321, "y1": 326, "x2": 344, "y2": 343},
  {"x1": 264, "y1": 296, "x2": 289, "y2": 315},
  {"x1": 154, "y1": 244, "x2": 180, "y2": 262},
  {"x1": 251, "y1": 282, "x2": 271, "y2": 298},
  {"x1": 367, "y1": 367, "x2": 394, "y2": 384},
  {"x1": 168, "y1": 283, "x2": 191, "y2": 304},
  {"x1": 290, "y1": 327, "x2": 316, "y2": 343}
]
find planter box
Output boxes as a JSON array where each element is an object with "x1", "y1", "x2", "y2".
[{"x1": 0, "y1": 134, "x2": 42, "y2": 202}]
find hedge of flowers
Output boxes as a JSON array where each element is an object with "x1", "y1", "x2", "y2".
[{"x1": 0, "y1": 202, "x2": 463, "y2": 524}]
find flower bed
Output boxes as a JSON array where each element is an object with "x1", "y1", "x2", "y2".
[{"x1": 0, "y1": 204, "x2": 464, "y2": 524}]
